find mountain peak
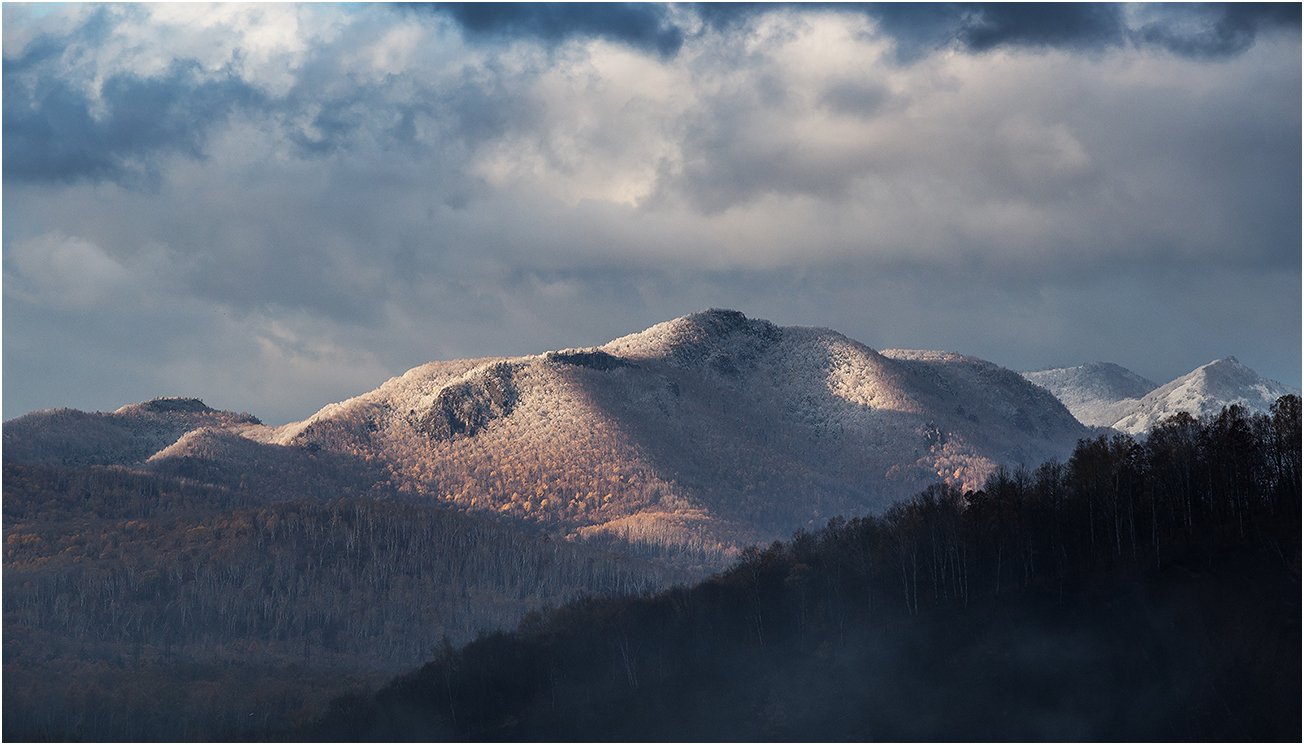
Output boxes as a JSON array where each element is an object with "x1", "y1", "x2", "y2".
[
  {"x1": 1199, "y1": 355, "x2": 1245, "y2": 372},
  {"x1": 1024, "y1": 356, "x2": 1295, "y2": 434},
  {"x1": 116, "y1": 397, "x2": 215, "y2": 416},
  {"x1": 1109, "y1": 357, "x2": 1292, "y2": 434},
  {"x1": 1081, "y1": 361, "x2": 1144, "y2": 376},
  {"x1": 672, "y1": 308, "x2": 776, "y2": 338},
  {"x1": 689, "y1": 307, "x2": 748, "y2": 323},
  {"x1": 604, "y1": 308, "x2": 782, "y2": 365},
  {"x1": 1183, "y1": 356, "x2": 1268, "y2": 391}
]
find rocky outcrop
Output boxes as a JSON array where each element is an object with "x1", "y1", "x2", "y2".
[
  {"x1": 412, "y1": 362, "x2": 519, "y2": 440},
  {"x1": 545, "y1": 350, "x2": 633, "y2": 371}
]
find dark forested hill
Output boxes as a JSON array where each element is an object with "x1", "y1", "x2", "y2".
[{"x1": 304, "y1": 396, "x2": 1302, "y2": 742}]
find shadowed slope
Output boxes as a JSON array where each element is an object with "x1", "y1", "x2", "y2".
[{"x1": 1023, "y1": 362, "x2": 1158, "y2": 426}]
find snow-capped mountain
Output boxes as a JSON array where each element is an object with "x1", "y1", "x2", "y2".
[
  {"x1": 262, "y1": 310, "x2": 1086, "y2": 546},
  {"x1": 1025, "y1": 357, "x2": 1295, "y2": 435},
  {"x1": 1110, "y1": 357, "x2": 1295, "y2": 435},
  {"x1": 3, "y1": 310, "x2": 1088, "y2": 550},
  {"x1": 1023, "y1": 362, "x2": 1159, "y2": 427}
]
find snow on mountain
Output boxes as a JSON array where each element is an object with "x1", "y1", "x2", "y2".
[
  {"x1": 259, "y1": 310, "x2": 1087, "y2": 548},
  {"x1": 1026, "y1": 357, "x2": 1296, "y2": 435},
  {"x1": 1110, "y1": 357, "x2": 1295, "y2": 435},
  {"x1": 1022, "y1": 362, "x2": 1159, "y2": 427}
]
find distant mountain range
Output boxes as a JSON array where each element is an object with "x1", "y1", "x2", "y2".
[
  {"x1": 1024, "y1": 357, "x2": 1295, "y2": 435},
  {"x1": 7, "y1": 309, "x2": 1089, "y2": 550}
]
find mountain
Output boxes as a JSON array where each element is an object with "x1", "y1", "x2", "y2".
[
  {"x1": 1022, "y1": 362, "x2": 1158, "y2": 427},
  {"x1": 248, "y1": 309, "x2": 1088, "y2": 549},
  {"x1": 4, "y1": 311, "x2": 1090, "y2": 550},
  {"x1": 1026, "y1": 357, "x2": 1295, "y2": 435},
  {"x1": 1110, "y1": 357, "x2": 1296, "y2": 435}
]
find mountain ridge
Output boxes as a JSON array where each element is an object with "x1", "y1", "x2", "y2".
[{"x1": 1024, "y1": 356, "x2": 1295, "y2": 435}]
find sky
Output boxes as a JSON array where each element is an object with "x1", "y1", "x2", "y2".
[{"x1": 3, "y1": 2, "x2": 1300, "y2": 424}]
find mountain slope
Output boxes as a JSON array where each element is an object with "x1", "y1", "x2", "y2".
[
  {"x1": 1022, "y1": 362, "x2": 1158, "y2": 427},
  {"x1": 1111, "y1": 357, "x2": 1295, "y2": 435}
]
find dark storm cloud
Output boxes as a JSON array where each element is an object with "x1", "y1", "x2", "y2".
[
  {"x1": 1133, "y1": 3, "x2": 1302, "y2": 60},
  {"x1": 412, "y1": 2, "x2": 686, "y2": 57},
  {"x1": 956, "y1": 3, "x2": 1127, "y2": 52},
  {"x1": 421, "y1": 2, "x2": 1294, "y2": 62},
  {"x1": 692, "y1": 3, "x2": 1296, "y2": 60},
  {"x1": 3, "y1": 61, "x2": 263, "y2": 185},
  {"x1": 892, "y1": 2, "x2": 1300, "y2": 59},
  {"x1": 689, "y1": 3, "x2": 1123, "y2": 55}
]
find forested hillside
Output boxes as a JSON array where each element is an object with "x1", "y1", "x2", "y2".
[
  {"x1": 306, "y1": 396, "x2": 1302, "y2": 742},
  {"x1": 2, "y1": 464, "x2": 699, "y2": 741}
]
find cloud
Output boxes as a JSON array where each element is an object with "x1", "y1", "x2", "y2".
[
  {"x1": 956, "y1": 3, "x2": 1127, "y2": 52},
  {"x1": 1131, "y1": 3, "x2": 1302, "y2": 60},
  {"x1": 3, "y1": 62, "x2": 263, "y2": 185},
  {"x1": 688, "y1": 3, "x2": 1127, "y2": 57},
  {"x1": 419, "y1": 2, "x2": 686, "y2": 58},
  {"x1": 2, "y1": 3, "x2": 340, "y2": 184},
  {"x1": 6, "y1": 233, "x2": 133, "y2": 309},
  {"x1": 691, "y1": 3, "x2": 1298, "y2": 61},
  {"x1": 2, "y1": 4, "x2": 1299, "y2": 423}
]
